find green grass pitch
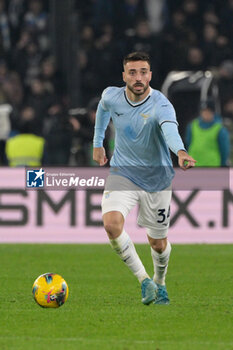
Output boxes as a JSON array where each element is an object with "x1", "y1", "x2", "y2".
[{"x1": 0, "y1": 244, "x2": 232, "y2": 350}]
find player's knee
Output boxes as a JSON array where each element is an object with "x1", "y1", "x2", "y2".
[
  {"x1": 104, "y1": 222, "x2": 122, "y2": 239},
  {"x1": 150, "y1": 239, "x2": 167, "y2": 254},
  {"x1": 104, "y1": 220, "x2": 123, "y2": 239},
  {"x1": 103, "y1": 214, "x2": 124, "y2": 239}
]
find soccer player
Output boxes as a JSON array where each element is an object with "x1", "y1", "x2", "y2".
[{"x1": 93, "y1": 52, "x2": 196, "y2": 305}]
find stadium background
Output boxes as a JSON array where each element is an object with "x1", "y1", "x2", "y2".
[
  {"x1": 0, "y1": 0, "x2": 233, "y2": 166},
  {"x1": 0, "y1": 0, "x2": 232, "y2": 243}
]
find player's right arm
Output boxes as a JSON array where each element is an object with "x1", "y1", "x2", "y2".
[
  {"x1": 93, "y1": 89, "x2": 111, "y2": 166},
  {"x1": 93, "y1": 146, "x2": 108, "y2": 166}
]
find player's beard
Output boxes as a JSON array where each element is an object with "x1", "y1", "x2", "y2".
[{"x1": 127, "y1": 82, "x2": 149, "y2": 96}]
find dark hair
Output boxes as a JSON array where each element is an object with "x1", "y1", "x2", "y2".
[
  {"x1": 200, "y1": 98, "x2": 215, "y2": 112},
  {"x1": 123, "y1": 52, "x2": 151, "y2": 68}
]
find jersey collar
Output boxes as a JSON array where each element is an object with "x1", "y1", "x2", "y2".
[{"x1": 124, "y1": 87, "x2": 152, "y2": 107}]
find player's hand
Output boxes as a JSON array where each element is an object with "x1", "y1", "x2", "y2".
[
  {"x1": 93, "y1": 147, "x2": 108, "y2": 166},
  {"x1": 177, "y1": 150, "x2": 196, "y2": 171}
]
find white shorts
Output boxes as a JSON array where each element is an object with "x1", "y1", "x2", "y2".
[{"x1": 101, "y1": 175, "x2": 172, "y2": 239}]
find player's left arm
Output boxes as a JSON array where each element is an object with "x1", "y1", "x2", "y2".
[
  {"x1": 161, "y1": 122, "x2": 196, "y2": 170},
  {"x1": 156, "y1": 95, "x2": 196, "y2": 170},
  {"x1": 177, "y1": 149, "x2": 196, "y2": 170}
]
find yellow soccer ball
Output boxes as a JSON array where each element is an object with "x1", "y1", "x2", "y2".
[{"x1": 32, "y1": 273, "x2": 69, "y2": 308}]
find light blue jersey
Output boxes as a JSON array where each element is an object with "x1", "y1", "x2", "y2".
[{"x1": 93, "y1": 86, "x2": 185, "y2": 191}]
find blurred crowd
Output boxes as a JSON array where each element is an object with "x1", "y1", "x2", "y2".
[{"x1": 0, "y1": 0, "x2": 233, "y2": 166}]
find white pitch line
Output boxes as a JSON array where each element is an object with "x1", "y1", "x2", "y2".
[{"x1": 0, "y1": 336, "x2": 232, "y2": 346}]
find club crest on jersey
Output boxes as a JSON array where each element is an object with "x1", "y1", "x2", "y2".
[
  {"x1": 104, "y1": 191, "x2": 111, "y2": 198},
  {"x1": 140, "y1": 113, "x2": 150, "y2": 124}
]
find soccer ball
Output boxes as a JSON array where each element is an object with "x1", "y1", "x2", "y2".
[{"x1": 32, "y1": 273, "x2": 69, "y2": 308}]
